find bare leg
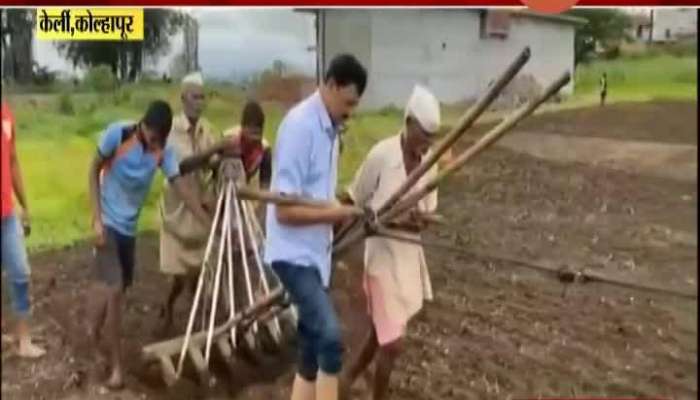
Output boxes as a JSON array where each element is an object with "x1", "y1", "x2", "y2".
[
  {"x1": 372, "y1": 339, "x2": 402, "y2": 400},
  {"x1": 86, "y1": 283, "x2": 109, "y2": 357},
  {"x1": 16, "y1": 317, "x2": 45, "y2": 358},
  {"x1": 105, "y1": 286, "x2": 125, "y2": 390},
  {"x1": 157, "y1": 276, "x2": 185, "y2": 336},
  {"x1": 10, "y1": 281, "x2": 45, "y2": 358},
  {"x1": 341, "y1": 327, "x2": 379, "y2": 398}
]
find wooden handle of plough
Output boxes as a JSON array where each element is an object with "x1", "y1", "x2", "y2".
[
  {"x1": 235, "y1": 186, "x2": 444, "y2": 226},
  {"x1": 333, "y1": 47, "x2": 531, "y2": 247},
  {"x1": 236, "y1": 186, "x2": 366, "y2": 216},
  {"x1": 377, "y1": 46, "x2": 531, "y2": 217},
  {"x1": 333, "y1": 71, "x2": 572, "y2": 256}
]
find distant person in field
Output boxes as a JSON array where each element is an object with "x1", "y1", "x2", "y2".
[
  {"x1": 1, "y1": 100, "x2": 46, "y2": 359},
  {"x1": 600, "y1": 72, "x2": 608, "y2": 107},
  {"x1": 158, "y1": 72, "x2": 239, "y2": 335},
  {"x1": 339, "y1": 85, "x2": 441, "y2": 400},
  {"x1": 87, "y1": 100, "x2": 222, "y2": 390}
]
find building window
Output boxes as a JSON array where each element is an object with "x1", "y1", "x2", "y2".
[
  {"x1": 665, "y1": 28, "x2": 671, "y2": 39},
  {"x1": 479, "y1": 10, "x2": 510, "y2": 40}
]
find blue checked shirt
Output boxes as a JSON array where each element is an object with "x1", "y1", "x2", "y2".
[{"x1": 264, "y1": 91, "x2": 340, "y2": 287}]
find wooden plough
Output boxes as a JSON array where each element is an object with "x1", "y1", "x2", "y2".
[{"x1": 141, "y1": 46, "x2": 573, "y2": 387}]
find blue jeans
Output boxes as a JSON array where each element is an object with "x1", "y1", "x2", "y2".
[
  {"x1": 1, "y1": 214, "x2": 31, "y2": 318},
  {"x1": 272, "y1": 261, "x2": 343, "y2": 380}
]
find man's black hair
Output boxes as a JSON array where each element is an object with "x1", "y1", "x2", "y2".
[
  {"x1": 143, "y1": 100, "x2": 173, "y2": 136},
  {"x1": 241, "y1": 100, "x2": 265, "y2": 129},
  {"x1": 323, "y1": 54, "x2": 368, "y2": 97}
]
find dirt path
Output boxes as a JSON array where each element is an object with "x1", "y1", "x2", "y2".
[{"x1": 2, "y1": 101, "x2": 697, "y2": 399}]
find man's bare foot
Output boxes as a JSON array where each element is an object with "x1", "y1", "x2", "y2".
[
  {"x1": 17, "y1": 340, "x2": 46, "y2": 359},
  {"x1": 105, "y1": 369, "x2": 124, "y2": 390}
]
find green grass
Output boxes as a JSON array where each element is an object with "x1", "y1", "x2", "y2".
[
  {"x1": 6, "y1": 54, "x2": 697, "y2": 251},
  {"x1": 573, "y1": 54, "x2": 697, "y2": 103},
  {"x1": 8, "y1": 81, "x2": 394, "y2": 251}
]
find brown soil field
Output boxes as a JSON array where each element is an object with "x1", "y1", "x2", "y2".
[{"x1": 2, "y1": 101, "x2": 697, "y2": 400}]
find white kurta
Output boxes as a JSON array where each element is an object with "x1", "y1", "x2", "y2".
[
  {"x1": 347, "y1": 133, "x2": 437, "y2": 342},
  {"x1": 159, "y1": 114, "x2": 219, "y2": 275}
]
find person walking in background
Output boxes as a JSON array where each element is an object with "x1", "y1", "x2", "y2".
[{"x1": 600, "y1": 72, "x2": 608, "y2": 107}]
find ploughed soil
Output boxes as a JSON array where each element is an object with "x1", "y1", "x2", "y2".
[{"x1": 2, "y1": 101, "x2": 697, "y2": 400}]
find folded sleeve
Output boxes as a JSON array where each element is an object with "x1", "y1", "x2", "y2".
[
  {"x1": 97, "y1": 123, "x2": 123, "y2": 158},
  {"x1": 160, "y1": 145, "x2": 181, "y2": 180},
  {"x1": 347, "y1": 145, "x2": 383, "y2": 207}
]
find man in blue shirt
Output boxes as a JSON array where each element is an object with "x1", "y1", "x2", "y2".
[
  {"x1": 265, "y1": 54, "x2": 368, "y2": 400},
  {"x1": 86, "y1": 100, "x2": 223, "y2": 390}
]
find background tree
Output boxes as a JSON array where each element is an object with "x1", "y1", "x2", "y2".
[
  {"x1": 1, "y1": 8, "x2": 34, "y2": 84},
  {"x1": 56, "y1": 9, "x2": 185, "y2": 82},
  {"x1": 566, "y1": 9, "x2": 632, "y2": 65}
]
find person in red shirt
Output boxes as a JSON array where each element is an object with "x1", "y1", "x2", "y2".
[{"x1": 1, "y1": 100, "x2": 46, "y2": 358}]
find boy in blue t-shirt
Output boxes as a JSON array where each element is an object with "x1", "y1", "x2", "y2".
[{"x1": 86, "y1": 100, "x2": 214, "y2": 389}]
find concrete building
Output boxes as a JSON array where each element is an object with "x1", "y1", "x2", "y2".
[
  {"x1": 627, "y1": 9, "x2": 697, "y2": 43},
  {"x1": 650, "y1": 8, "x2": 697, "y2": 42},
  {"x1": 301, "y1": 9, "x2": 584, "y2": 109},
  {"x1": 628, "y1": 11, "x2": 653, "y2": 42}
]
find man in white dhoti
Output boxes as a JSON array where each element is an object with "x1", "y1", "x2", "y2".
[{"x1": 340, "y1": 85, "x2": 441, "y2": 400}]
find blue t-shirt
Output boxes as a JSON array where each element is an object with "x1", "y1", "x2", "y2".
[{"x1": 97, "y1": 122, "x2": 180, "y2": 236}]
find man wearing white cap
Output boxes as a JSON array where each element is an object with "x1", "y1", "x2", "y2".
[
  {"x1": 157, "y1": 72, "x2": 235, "y2": 334},
  {"x1": 339, "y1": 85, "x2": 441, "y2": 400}
]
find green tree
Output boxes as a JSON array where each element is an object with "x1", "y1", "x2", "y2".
[
  {"x1": 1, "y1": 8, "x2": 34, "y2": 84},
  {"x1": 566, "y1": 9, "x2": 632, "y2": 65},
  {"x1": 56, "y1": 9, "x2": 185, "y2": 82}
]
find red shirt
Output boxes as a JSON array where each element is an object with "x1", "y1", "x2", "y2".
[{"x1": 1, "y1": 101, "x2": 15, "y2": 218}]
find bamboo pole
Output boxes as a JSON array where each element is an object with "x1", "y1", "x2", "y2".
[
  {"x1": 237, "y1": 186, "x2": 365, "y2": 216},
  {"x1": 333, "y1": 71, "x2": 572, "y2": 257},
  {"x1": 241, "y1": 199, "x2": 283, "y2": 340},
  {"x1": 204, "y1": 182, "x2": 233, "y2": 363},
  {"x1": 376, "y1": 46, "x2": 532, "y2": 216},
  {"x1": 232, "y1": 184, "x2": 258, "y2": 335},
  {"x1": 143, "y1": 287, "x2": 285, "y2": 361},
  {"x1": 176, "y1": 185, "x2": 227, "y2": 377},
  {"x1": 333, "y1": 47, "x2": 532, "y2": 245}
]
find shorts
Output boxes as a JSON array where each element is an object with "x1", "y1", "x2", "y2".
[{"x1": 94, "y1": 225, "x2": 136, "y2": 289}]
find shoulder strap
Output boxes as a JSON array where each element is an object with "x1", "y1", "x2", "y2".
[{"x1": 99, "y1": 125, "x2": 140, "y2": 180}]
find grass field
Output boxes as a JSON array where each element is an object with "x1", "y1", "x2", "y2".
[{"x1": 4, "y1": 54, "x2": 696, "y2": 251}]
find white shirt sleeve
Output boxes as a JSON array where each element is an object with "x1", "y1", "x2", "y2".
[{"x1": 347, "y1": 145, "x2": 383, "y2": 208}]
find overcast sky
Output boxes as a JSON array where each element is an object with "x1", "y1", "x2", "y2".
[
  {"x1": 34, "y1": 8, "x2": 317, "y2": 81},
  {"x1": 33, "y1": 7, "x2": 655, "y2": 81}
]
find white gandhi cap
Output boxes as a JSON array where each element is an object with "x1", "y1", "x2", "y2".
[
  {"x1": 404, "y1": 84, "x2": 441, "y2": 135},
  {"x1": 181, "y1": 71, "x2": 204, "y2": 90}
]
